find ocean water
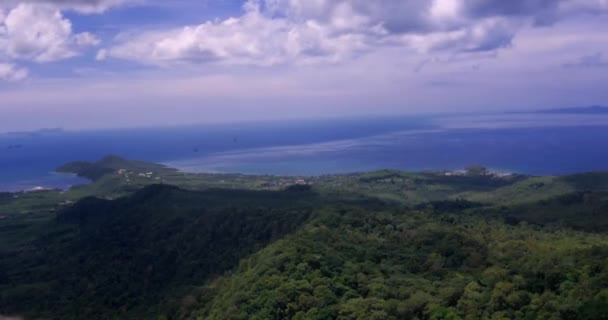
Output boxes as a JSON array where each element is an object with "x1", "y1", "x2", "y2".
[{"x1": 1, "y1": 113, "x2": 608, "y2": 191}]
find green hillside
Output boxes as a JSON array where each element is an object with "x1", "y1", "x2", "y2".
[
  {"x1": 57, "y1": 155, "x2": 176, "y2": 181},
  {"x1": 0, "y1": 185, "x2": 318, "y2": 319},
  {"x1": 1, "y1": 156, "x2": 608, "y2": 320},
  {"x1": 192, "y1": 209, "x2": 608, "y2": 320}
]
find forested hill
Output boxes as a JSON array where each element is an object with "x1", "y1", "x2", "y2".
[
  {"x1": 1, "y1": 157, "x2": 608, "y2": 319},
  {"x1": 56, "y1": 155, "x2": 176, "y2": 181},
  {"x1": 0, "y1": 185, "x2": 320, "y2": 319}
]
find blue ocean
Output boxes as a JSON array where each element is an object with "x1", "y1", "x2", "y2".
[{"x1": 2, "y1": 113, "x2": 608, "y2": 192}]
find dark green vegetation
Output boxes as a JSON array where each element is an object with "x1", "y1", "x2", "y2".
[
  {"x1": 57, "y1": 155, "x2": 177, "y2": 181},
  {"x1": 194, "y1": 209, "x2": 608, "y2": 320},
  {"x1": 1, "y1": 186, "x2": 317, "y2": 319},
  {"x1": 1, "y1": 156, "x2": 608, "y2": 320}
]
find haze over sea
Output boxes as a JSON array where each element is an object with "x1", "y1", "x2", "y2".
[{"x1": 1, "y1": 112, "x2": 608, "y2": 192}]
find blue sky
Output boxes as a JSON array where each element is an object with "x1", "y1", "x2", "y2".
[{"x1": 0, "y1": 0, "x2": 607, "y2": 131}]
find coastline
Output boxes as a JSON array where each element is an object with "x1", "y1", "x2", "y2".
[{"x1": 0, "y1": 172, "x2": 90, "y2": 193}]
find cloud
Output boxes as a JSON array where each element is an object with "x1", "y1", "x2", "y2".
[
  {"x1": 107, "y1": 1, "x2": 373, "y2": 66},
  {"x1": 1, "y1": 1, "x2": 607, "y2": 129},
  {"x1": 460, "y1": 0, "x2": 608, "y2": 25},
  {"x1": 0, "y1": 3, "x2": 99, "y2": 63},
  {"x1": 0, "y1": 63, "x2": 28, "y2": 81},
  {"x1": 402, "y1": 17, "x2": 518, "y2": 53},
  {"x1": 557, "y1": 0, "x2": 608, "y2": 16},
  {"x1": 563, "y1": 52, "x2": 608, "y2": 68},
  {"x1": 102, "y1": 0, "x2": 454, "y2": 66},
  {"x1": 264, "y1": 0, "x2": 462, "y2": 33},
  {"x1": 101, "y1": 0, "x2": 608, "y2": 67},
  {"x1": 465, "y1": 0, "x2": 561, "y2": 25},
  {"x1": 75, "y1": 32, "x2": 101, "y2": 46},
  {"x1": 95, "y1": 48, "x2": 107, "y2": 61}
]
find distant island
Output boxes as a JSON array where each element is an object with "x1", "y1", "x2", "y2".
[
  {"x1": 6, "y1": 144, "x2": 23, "y2": 150},
  {"x1": 510, "y1": 105, "x2": 608, "y2": 114},
  {"x1": 3, "y1": 127, "x2": 64, "y2": 137}
]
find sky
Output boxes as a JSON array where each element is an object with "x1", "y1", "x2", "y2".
[{"x1": 0, "y1": 0, "x2": 607, "y2": 131}]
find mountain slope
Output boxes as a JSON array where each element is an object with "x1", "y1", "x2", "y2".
[
  {"x1": 57, "y1": 155, "x2": 176, "y2": 181},
  {"x1": 0, "y1": 185, "x2": 317, "y2": 319},
  {"x1": 189, "y1": 208, "x2": 608, "y2": 320},
  {"x1": 2, "y1": 157, "x2": 608, "y2": 319}
]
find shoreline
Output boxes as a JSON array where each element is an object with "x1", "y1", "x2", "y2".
[{"x1": 0, "y1": 172, "x2": 90, "y2": 193}]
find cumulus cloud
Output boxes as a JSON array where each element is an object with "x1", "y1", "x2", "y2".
[
  {"x1": 0, "y1": 0, "x2": 605, "y2": 72},
  {"x1": 104, "y1": 0, "x2": 420, "y2": 66},
  {"x1": 402, "y1": 17, "x2": 518, "y2": 53},
  {"x1": 75, "y1": 32, "x2": 101, "y2": 46},
  {"x1": 263, "y1": 0, "x2": 463, "y2": 33},
  {"x1": 100, "y1": 0, "x2": 608, "y2": 67},
  {"x1": 0, "y1": 63, "x2": 28, "y2": 81},
  {"x1": 108, "y1": 1, "x2": 373, "y2": 66},
  {"x1": 0, "y1": 3, "x2": 100, "y2": 63},
  {"x1": 0, "y1": 3, "x2": 102, "y2": 80}
]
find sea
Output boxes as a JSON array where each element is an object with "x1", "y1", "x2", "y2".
[{"x1": 2, "y1": 112, "x2": 608, "y2": 192}]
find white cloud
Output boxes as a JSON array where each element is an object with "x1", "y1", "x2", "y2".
[
  {"x1": 102, "y1": 0, "x2": 608, "y2": 67},
  {"x1": 0, "y1": 63, "x2": 28, "y2": 81},
  {"x1": 0, "y1": 3, "x2": 99, "y2": 63},
  {"x1": 430, "y1": 0, "x2": 464, "y2": 22},
  {"x1": 264, "y1": 0, "x2": 452, "y2": 32},
  {"x1": 108, "y1": 2, "x2": 373, "y2": 67},
  {"x1": 95, "y1": 48, "x2": 107, "y2": 61},
  {"x1": 75, "y1": 32, "x2": 101, "y2": 46},
  {"x1": 403, "y1": 17, "x2": 519, "y2": 53}
]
